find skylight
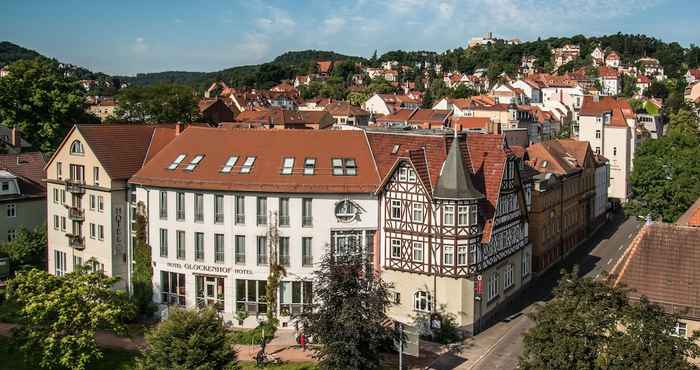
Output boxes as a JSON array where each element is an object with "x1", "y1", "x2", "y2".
[
  {"x1": 240, "y1": 157, "x2": 256, "y2": 174},
  {"x1": 221, "y1": 156, "x2": 238, "y2": 173},
  {"x1": 345, "y1": 159, "x2": 357, "y2": 176},
  {"x1": 331, "y1": 158, "x2": 357, "y2": 176},
  {"x1": 184, "y1": 155, "x2": 205, "y2": 171},
  {"x1": 168, "y1": 154, "x2": 186, "y2": 170},
  {"x1": 281, "y1": 157, "x2": 294, "y2": 175},
  {"x1": 391, "y1": 144, "x2": 400, "y2": 154},
  {"x1": 332, "y1": 158, "x2": 344, "y2": 176},
  {"x1": 304, "y1": 158, "x2": 316, "y2": 175}
]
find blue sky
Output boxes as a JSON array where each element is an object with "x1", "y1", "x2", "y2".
[{"x1": 1, "y1": 0, "x2": 698, "y2": 75}]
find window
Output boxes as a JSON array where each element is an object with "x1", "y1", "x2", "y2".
[
  {"x1": 176, "y1": 230, "x2": 185, "y2": 260},
  {"x1": 195, "y1": 275, "x2": 224, "y2": 311},
  {"x1": 7, "y1": 229, "x2": 15, "y2": 242},
  {"x1": 279, "y1": 281, "x2": 313, "y2": 316},
  {"x1": 53, "y1": 188, "x2": 59, "y2": 203},
  {"x1": 168, "y1": 154, "x2": 186, "y2": 170},
  {"x1": 161, "y1": 271, "x2": 186, "y2": 306},
  {"x1": 214, "y1": 195, "x2": 224, "y2": 224},
  {"x1": 331, "y1": 158, "x2": 357, "y2": 176},
  {"x1": 194, "y1": 232, "x2": 204, "y2": 261},
  {"x1": 176, "y1": 192, "x2": 185, "y2": 220},
  {"x1": 93, "y1": 167, "x2": 100, "y2": 185},
  {"x1": 281, "y1": 157, "x2": 294, "y2": 175},
  {"x1": 469, "y1": 205, "x2": 478, "y2": 226},
  {"x1": 391, "y1": 144, "x2": 400, "y2": 154},
  {"x1": 235, "y1": 235, "x2": 246, "y2": 264},
  {"x1": 158, "y1": 191, "x2": 167, "y2": 219},
  {"x1": 522, "y1": 251, "x2": 531, "y2": 278},
  {"x1": 97, "y1": 196, "x2": 104, "y2": 212},
  {"x1": 399, "y1": 168, "x2": 408, "y2": 181},
  {"x1": 6, "y1": 204, "x2": 16, "y2": 218},
  {"x1": 73, "y1": 256, "x2": 82, "y2": 269},
  {"x1": 595, "y1": 146, "x2": 600, "y2": 155},
  {"x1": 194, "y1": 193, "x2": 204, "y2": 222},
  {"x1": 53, "y1": 215, "x2": 59, "y2": 230},
  {"x1": 304, "y1": 158, "x2": 316, "y2": 175},
  {"x1": 69, "y1": 164, "x2": 84, "y2": 183},
  {"x1": 458, "y1": 205, "x2": 468, "y2": 226},
  {"x1": 88, "y1": 194, "x2": 95, "y2": 210},
  {"x1": 391, "y1": 200, "x2": 401, "y2": 219},
  {"x1": 54, "y1": 250, "x2": 67, "y2": 276},
  {"x1": 1, "y1": 181, "x2": 8, "y2": 191},
  {"x1": 595, "y1": 129, "x2": 601, "y2": 139},
  {"x1": 240, "y1": 157, "x2": 256, "y2": 173},
  {"x1": 90, "y1": 223, "x2": 96, "y2": 239},
  {"x1": 70, "y1": 140, "x2": 84, "y2": 154},
  {"x1": 302, "y1": 198, "x2": 312, "y2": 227},
  {"x1": 332, "y1": 158, "x2": 344, "y2": 175},
  {"x1": 256, "y1": 197, "x2": 267, "y2": 225},
  {"x1": 184, "y1": 156, "x2": 203, "y2": 172},
  {"x1": 279, "y1": 237, "x2": 290, "y2": 266},
  {"x1": 487, "y1": 272, "x2": 499, "y2": 301},
  {"x1": 613, "y1": 147, "x2": 617, "y2": 156},
  {"x1": 215, "y1": 234, "x2": 225, "y2": 263},
  {"x1": 257, "y1": 236, "x2": 268, "y2": 265},
  {"x1": 98, "y1": 225, "x2": 104, "y2": 240},
  {"x1": 221, "y1": 156, "x2": 238, "y2": 173},
  {"x1": 61, "y1": 216, "x2": 66, "y2": 231},
  {"x1": 391, "y1": 239, "x2": 401, "y2": 258},
  {"x1": 504, "y1": 264, "x2": 514, "y2": 289},
  {"x1": 444, "y1": 205, "x2": 455, "y2": 226},
  {"x1": 673, "y1": 322, "x2": 688, "y2": 337},
  {"x1": 412, "y1": 241, "x2": 424, "y2": 262},
  {"x1": 408, "y1": 169, "x2": 416, "y2": 182},
  {"x1": 458, "y1": 246, "x2": 468, "y2": 265},
  {"x1": 235, "y1": 195, "x2": 245, "y2": 224},
  {"x1": 443, "y1": 246, "x2": 454, "y2": 265},
  {"x1": 61, "y1": 189, "x2": 66, "y2": 204},
  {"x1": 57, "y1": 162, "x2": 62, "y2": 179},
  {"x1": 413, "y1": 291, "x2": 432, "y2": 312},
  {"x1": 412, "y1": 202, "x2": 423, "y2": 223},
  {"x1": 236, "y1": 279, "x2": 268, "y2": 314},
  {"x1": 160, "y1": 229, "x2": 168, "y2": 257},
  {"x1": 278, "y1": 197, "x2": 290, "y2": 226},
  {"x1": 302, "y1": 237, "x2": 313, "y2": 266}
]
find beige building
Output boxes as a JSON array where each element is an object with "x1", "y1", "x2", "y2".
[
  {"x1": 1, "y1": 152, "x2": 46, "y2": 244},
  {"x1": 45, "y1": 124, "x2": 178, "y2": 290},
  {"x1": 87, "y1": 100, "x2": 118, "y2": 121}
]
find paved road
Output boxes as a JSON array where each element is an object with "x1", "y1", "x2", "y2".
[{"x1": 429, "y1": 211, "x2": 642, "y2": 370}]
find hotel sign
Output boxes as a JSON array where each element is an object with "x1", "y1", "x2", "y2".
[{"x1": 165, "y1": 262, "x2": 252, "y2": 275}]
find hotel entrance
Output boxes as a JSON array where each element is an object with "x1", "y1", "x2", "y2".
[{"x1": 195, "y1": 275, "x2": 225, "y2": 311}]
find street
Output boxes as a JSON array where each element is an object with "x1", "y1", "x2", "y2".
[{"x1": 428, "y1": 211, "x2": 642, "y2": 370}]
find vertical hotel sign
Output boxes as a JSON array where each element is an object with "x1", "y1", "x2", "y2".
[{"x1": 114, "y1": 206, "x2": 123, "y2": 255}]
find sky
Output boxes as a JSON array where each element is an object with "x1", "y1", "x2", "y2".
[{"x1": 1, "y1": 0, "x2": 699, "y2": 75}]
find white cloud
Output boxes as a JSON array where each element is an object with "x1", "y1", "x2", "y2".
[
  {"x1": 236, "y1": 33, "x2": 272, "y2": 63},
  {"x1": 254, "y1": 6, "x2": 296, "y2": 33},
  {"x1": 323, "y1": 17, "x2": 346, "y2": 35},
  {"x1": 131, "y1": 37, "x2": 148, "y2": 53}
]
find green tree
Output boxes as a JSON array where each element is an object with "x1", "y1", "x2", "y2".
[
  {"x1": 136, "y1": 307, "x2": 239, "y2": 370},
  {"x1": 301, "y1": 252, "x2": 395, "y2": 370},
  {"x1": 347, "y1": 91, "x2": 368, "y2": 106},
  {"x1": 7, "y1": 268, "x2": 134, "y2": 370},
  {"x1": 644, "y1": 80, "x2": 669, "y2": 99},
  {"x1": 265, "y1": 214, "x2": 285, "y2": 324},
  {"x1": 627, "y1": 110, "x2": 700, "y2": 222},
  {"x1": 520, "y1": 269, "x2": 699, "y2": 370},
  {"x1": 0, "y1": 225, "x2": 47, "y2": 270},
  {"x1": 132, "y1": 203, "x2": 155, "y2": 316},
  {"x1": 0, "y1": 58, "x2": 97, "y2": 151},
  {"x1": 620, "y1": 74, "x2": 638, "y2": 97},
  {"x1": 115, "y1": 84, "x2": 200, "y2": 123}
]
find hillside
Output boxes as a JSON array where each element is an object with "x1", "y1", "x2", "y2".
[{"x1": 0, "y1": 41, "x2": 43, "y2": 67}]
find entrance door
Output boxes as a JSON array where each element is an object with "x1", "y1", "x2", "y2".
[
  {"x1": 205, "y1": 277, "x2": 217, "y2": 306},
  {"x1": 196, "y1": 275, "x2": 225, "y2": 311}
]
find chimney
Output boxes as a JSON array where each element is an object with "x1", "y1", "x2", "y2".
[
  {"x1": 175, "y1": 122, "x2": 183, "y2": 135},
  {"x1": 11, "y1": 126, "x2": 19, "y2": 148}
]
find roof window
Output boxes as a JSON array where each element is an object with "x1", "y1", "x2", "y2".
[
  {"x1": 240, "y1": 157, "x2": 256, "y2": 174},
  {"x1": 168, "y1": 154, "x2": 186, "y2": 170},
  {"x1": 281, "y1": 157, "x2": 294, "y2": 175},
  {"x1": 221, "y1": 156, "x2": 238, "y2": 173},
  {"x1": 332, "y1": 158, "x2": 357, "y2": 176},
  {"x1": 304, "y1": 158, "x2": 316, "y2": 175},
  {"x1": 184, "y1": 154, "x2": 204, "y2": 171},
  {"x1": 391, "y1": 144, "x2": 400, "y2": 154}
]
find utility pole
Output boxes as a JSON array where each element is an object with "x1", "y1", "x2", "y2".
[{"x1": 398, "y1": 323, "x2": 404, "y2": 370}]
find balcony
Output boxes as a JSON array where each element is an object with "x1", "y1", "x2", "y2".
[
  {"x1": 65, "y1": 180, "x2": 85, "y2": 194},
  {"x1": 66, "y1": 206, "x2": 85, "y2": 221},
  {"x1": 66, "y1": 234, "x2": 85, "y2": 250}
]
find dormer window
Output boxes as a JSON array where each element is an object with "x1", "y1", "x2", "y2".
[
  {"x1": 221, "y1": 156, "x2": 238, "y2": 173},
  {"x1": 184, "y1": 155, "x2": 204, "y2": 171},
  {"x1": 304, "y1": 158, "x2": 316, "y2": 175},
  {"x1": 332, "y1": 158, "x2": 357, "y2": 176},
  {"x1": 281, "y1": 157, "x2": 294, "y2": 175},
  {"x1": 345, "y1": 159, "x2": 357, "y2": 176},
  {"x1": 70, "y1": 140, "x2": 84, "y2": 155},
  {"x1": 391, "y1": 144, "x2": 400, "y2": 154},
  {"x1": 168, "y1": 154, "x2": 186, "y2": 170},
  {"x1": 240, "y1": 157, "x2": 256, "y2": 174}
]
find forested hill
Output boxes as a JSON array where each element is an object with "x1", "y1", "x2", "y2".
[{"x1": 0, "y1": 41, "x2": 43, "y2": 67}]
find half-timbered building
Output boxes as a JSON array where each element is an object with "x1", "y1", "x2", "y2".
[{"x1": 367, "y1": 130, "x2": 532, "y2": 333}]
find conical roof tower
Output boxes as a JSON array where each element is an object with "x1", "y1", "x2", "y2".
[{"x1": 433, "y1": 135, "x2": 484, "y2": 200}]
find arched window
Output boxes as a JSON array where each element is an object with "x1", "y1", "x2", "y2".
[
  {"x1": 70, "y1": 140, "x2": 84, "y2": 155},
  {"x1": 413, "y1": 291, "x2": 432, "y2": 313}
]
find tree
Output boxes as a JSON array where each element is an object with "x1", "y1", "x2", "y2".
[
  {"x1": 627, "y1": 109, "x2": 700, "y2": 222},
  {"x1": 0, "y1": 225, "x2": 46, "y2": 270},
  {"x1": 136, "y1": 307, "x2": 239, "y2": 370},
  {"x1": 0, "y1": 58, "x2": 97, "y2": 151},
  {"x1": 620, "y1": 74, "x2": 638, "y2": 97},
  {"x1": 347, "y1": 91, "x2": 368, "y2": 106},
  {"x1": 301, "y1": 252, "x2": 395, "y2": 370},
  {"x1": 644, "y1": 80, "x2": 669, "y2": 99},
  {"x1": 520, "y1": 269, "x2": 700, "y2": 370},
  {"x1": 115, "y1": 84, "x2": 200, "y2": 123},
  {"x1": 132, "y1": 202, "x2": 155, "y2": 316},
  {"x1": 265, "y1": 213, "x2": 286, "y2": 324},
  {"x1": 7, "y1": 268, "x2": 134, "y2": 370}
]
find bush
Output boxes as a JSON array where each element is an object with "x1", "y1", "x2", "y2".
[{"x1": 230, "y1": 320, "x2": 277, "y2": 345}]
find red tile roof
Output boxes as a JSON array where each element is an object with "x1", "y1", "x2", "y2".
[
  {"x1": 579, "y1": 96, "x2": 633, "y2": 127},
  {"x1": 317, "y1": 61, "x2": 334, "y2": 74},
  {"x1": 130, "y1": 128, "x2": 380, "y2": 193},
  {"x1": 324, "y1": 102, "x2": 369, "y2": 117},
  {"x1": 452, "y1": 117, "x2": 491, "y2": 131},
  {"x1": 676, "y1": 198, "x2": 700, "y2": 227},
  {"x1": 0, "y1": 152, "x2": 46, "y2": 198}
]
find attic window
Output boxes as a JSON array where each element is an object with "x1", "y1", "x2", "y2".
[
  {"x1": 281, "y1": 157, "x2": 294, "y2": 175},
  {"x1": 221, "y1": 156, "x2": 238, "y2": 173},
  {"x1": 184, "y1": 154, "x2": 205, "y2": 171},
  {"x1": 168, "y1": 154, "x2": 187, "y2": 170},
  {"x1": 70, "y1": 140, "x2": 84, "y2": 155},
  {"x1": 391, "y1": 144, "x2": 400, "y2": 154},
  {"x1": 240, "y1": 157, "x2": 256, "y2": 174},
  {"x1": 541, "y1": 160, "x2": 549, "y2": 168},
  {"x1": 304, "y1": 158, "x2": 316, "y2": 175},
  {"x1": 332, "y1": 158, "x2": 357, "y2": 176},
  {"x1": 345, "y1": 159, "x2": 357, "y2": 176},
  {"x1": 332, "y1": 158, "x2": 343, "y2": 175}
]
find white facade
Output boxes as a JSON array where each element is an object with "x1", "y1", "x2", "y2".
[
  {"x1": 512, "y1": 80, "x2": 542, "y2": 103},
  {"x1": 594, "y1": 163, "x2": 609, "y2": 221},
  {"x1": 362, "y1": 94, "x2": 392, "y2": 115},
  {"x1": 541, "y1": 86, "x2": 584, "y2": 113},
  {"x1": 136, "y1": 186, "x2": 378, "y2": 327}
]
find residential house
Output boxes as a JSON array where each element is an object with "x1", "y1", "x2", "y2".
[
  {"x1": 490, "y1": 84, "x2": 527, "y2": 104},
  {"x1": 551, "y1": 44, "x2": 581, "y2": 68},
  {"x1": 1, "y1": 152, "x2": 47, "y2": 244},
  {"x1": 0, "y1": 67, "x2": 9, "y2": 78},
  {"x1": 88, "y1": 99, "x2": 118, "y2": 121},
  {"x1": 685, "y1": 68, "x2": 700, "y2": 84},
  {"x1": 637, "y1": 58, "x2": 665, "y2": 80},
  {"x1": 605, "y1": 51, "x2": 621, "y2": 68},
  {"x1": 198, "y1": 98, "x2": 239, "y2": 125},
  {"x1": 317, "y1": 61, "x2": 335, "y2": 79},
  {"x1": 511, "y1": 79, "x2": 543, "y2": 104},
  {"x1": 293, "y1": 75, "x2": 311, "y2": 88},
  {"x1": 230, "y1": 108, "x2": 333, "y2": 130},
  {"x1": 685, "y1": 82, "x2": 700, "y2": 103},
  {"x1": 0, "y1": 126, "x2": 32, "y2": 154},
  {"x1": 636, "y1": 75, "x2": 651, "y2": 96},
  {"x1": 598, "y1": 67, "x2": 620, "y2": 96},
  {"x1": 324, "y1": 102, "x2": 370, "y2": 127},
  {"x1": 450, "y1": 117, "x2": 497, "y2": 133},
  {"x1": 590, "y1": 47, "x2": 605, "y2": 67},
  {"x1": 362, "y1": 94, "x2": 421, "y2": 116}
]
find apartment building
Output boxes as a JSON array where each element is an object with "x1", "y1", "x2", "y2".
[
  {"x1": 1, "y1": 152, "x2": 46, "y2": 243},
  {"x1": 128, "y1": 128, "x2": 380, "y2": 328},
  {"x1": 367, "y1": 131, "x2": 532, "y2": 334},
  {"x1": 577, "y1": 96, "x2": 637, "y2": 202},
  {"x1": 45, "y1": 124, "x2": 178, "y2": 289}
]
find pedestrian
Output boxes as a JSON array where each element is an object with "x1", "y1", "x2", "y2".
[{"x1": 300, "y1": 332, "x2": 306, "y2": 351}]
